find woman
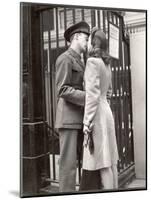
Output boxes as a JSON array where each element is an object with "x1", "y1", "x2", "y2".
[{"x1": 80, "y1": 28, "x2": 119, "y2": 190}]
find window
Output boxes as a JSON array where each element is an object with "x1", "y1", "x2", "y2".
[{"x1": 42, "y1": 9, "x2": 54, "y2": 31}]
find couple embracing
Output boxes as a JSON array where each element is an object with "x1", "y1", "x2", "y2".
[{"x1": 55, "y1": 21, "x2": 119, "y2": 192}]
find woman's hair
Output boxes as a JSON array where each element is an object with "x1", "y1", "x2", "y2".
[{"x1": 88, "y1": 28, "x2": 111, "y2": 65}]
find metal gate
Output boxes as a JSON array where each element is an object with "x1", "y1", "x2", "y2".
[{"x1": 39, "y1": 5, "x2": 135, "y2": 187}]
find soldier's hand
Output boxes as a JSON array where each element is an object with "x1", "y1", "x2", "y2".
[{"x1": 107, "y1": 89, "x2": 112, "y2": 99}]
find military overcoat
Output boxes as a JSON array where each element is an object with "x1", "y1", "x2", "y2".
[{"x1": 55, "y1": 48, "x2": 85, "y2": 129}]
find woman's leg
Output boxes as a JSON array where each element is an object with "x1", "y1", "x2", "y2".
[
  {"x1": 111, "y1": 164, "x2": 118, "y2": 189},
  {"x1": 100, "y1": 167, "x2": 113, "y2": 189}
]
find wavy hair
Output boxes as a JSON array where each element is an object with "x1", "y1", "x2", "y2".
[{"x1": 88, "y1": 28, "x2": 111, "y2": 65}]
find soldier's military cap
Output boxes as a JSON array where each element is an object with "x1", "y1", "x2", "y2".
[{"x1": 64, "y1": 21, "x2": 90, "y2": 42}]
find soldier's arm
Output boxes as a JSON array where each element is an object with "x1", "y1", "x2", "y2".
[
  {"x1": 56, "y1": 56, "x2": 85, "y2": 107},
  {"x1": 107, "y1": 80, "x2": 112, "y2": 99},
  {"x1": 106, "y1": 72, "x2": 113, "y2": 105}
]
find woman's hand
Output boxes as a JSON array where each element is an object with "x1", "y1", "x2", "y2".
[
  {"x1": 83, "y1": 124, "x2": 91, "y2": 135},
  {"x1": 83, "y1": 124, "x2": 91, "y2": 148},
  {"x1": 83, "y1": 123, "x2": 94, "y2": 154},
  {"x1": 83, "y1": 123, "x2": 94, "y2": 135}
]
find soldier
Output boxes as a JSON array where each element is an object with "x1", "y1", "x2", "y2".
[{"x1": 55, "y1": 21, "x2": 90, "y2": 192}]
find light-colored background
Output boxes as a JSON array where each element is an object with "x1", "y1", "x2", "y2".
[
  {"x1": 0, "y1": 0, "x2": 150, "y2": 199},
  {"x1": 130, "y1": 28, "x2": 146, "y2": 179}
]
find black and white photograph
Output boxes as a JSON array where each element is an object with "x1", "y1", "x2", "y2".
[{"x1": 20, "y1": 1, "x2": 147, "y2": 198}]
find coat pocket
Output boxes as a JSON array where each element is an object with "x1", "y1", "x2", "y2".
[
  {"x1": 72, "y1": 64, "x2": 84, "y2": 85},
  {"x1": 63, "y1": 101, "x2": 83, "y2": 125},
  {"x1": 72, "y1": 64, "x2": 83, "y2": 72}
]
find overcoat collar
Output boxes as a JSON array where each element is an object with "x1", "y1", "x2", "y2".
[{"x1": 68, "y1": 48, "x2": 85, "y2": 70}]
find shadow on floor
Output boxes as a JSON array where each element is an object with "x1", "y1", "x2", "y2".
[{"x1": 9, "y1": 190, "x2": 20, "y2": 197}]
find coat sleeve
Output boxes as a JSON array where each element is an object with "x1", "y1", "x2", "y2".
[
  {"x1": 83, "y1": 58, "x2": 101, "y2": 127},
  {"x1": 56, "y1": 56, "x2": 85, "y2": 107}
]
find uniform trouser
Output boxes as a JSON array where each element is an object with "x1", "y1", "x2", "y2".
[{"x1": 58, "y1": 129, "x2": 78, "y2": 192}]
